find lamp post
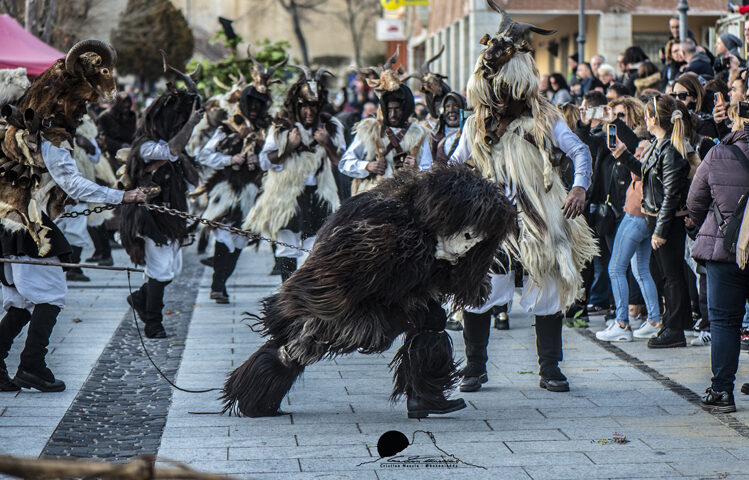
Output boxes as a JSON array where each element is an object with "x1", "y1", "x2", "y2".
[
  {"x1": 677, "y1": 0, "x2": 689, "y2": 42},
  {"x1": 577, "y1": 0, "x2": 586, "y2": 62}
]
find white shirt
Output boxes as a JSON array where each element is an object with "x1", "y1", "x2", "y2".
[
  {"x1": 441, "y1": 126, "x2": 460, "y2": 157},
  {"x1": 140, "y1": 140, "x2": 179, "y2": 163},
  {"x1": 41, "y1": 140, "x2": 124, "y2": 204},
  {"x1": 450, "y1": 119, "x2": 592, "y2": 191},
  {"x1": 339, "y1": 126, "x2": 433, "y2": 179},
  {"x1": 197, "y1": 129, "x2": 232, "y2": 170}
]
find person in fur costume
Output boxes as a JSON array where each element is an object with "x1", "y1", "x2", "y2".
[
  {"x1": 243, "y1": 66, "x2": 345, "y2": 281},
  {"x1": 0, "y1": 40, "x2": 146, "y2": 393},
  {"x1": 195, "y1": 58, "x2": 279, "y2": 303},
  {"x1": 451, "y1": 1, "x2": 597, "y2": 394},
  {"x1": 222, "y1": 164, "x2": 515, "y2": 418},
  {"x1": 431, "y1": 92, "x2": 466, "y2": 164},
  {"x1": 121, "y1": 52, "x2": 203, "y2": 339},
  {"x1": 54, "y1": 113, "x2": 105, "y2": 282},
  {"x1": 339, "y1": 48, "x2": 432, "y2": 195}
]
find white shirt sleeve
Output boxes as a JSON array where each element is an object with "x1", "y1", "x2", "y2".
[
  {"x1": 449, "y1": 133, "x2": 471, "y2": 165},
  {"x1": 258, "y1": 133, "x2": 284, "y2": 172},
  {"x1": 42, "y1": 141, "x2": 124, "y2": 204},
  {"x1": 88, "y1": 140, "x2": 101, "y2": 164},
  {"x1": 338, "y1": 133, "x2": 370, "y2": 178},
  {"x1": 553, "y1": 119, "x2": 592, "y2": 191},
  {"x1": 197, "y1": 129, "x2": 231, "y2": 169},
  {"x1": 140, "y1": 140, "x2": 179, "y2": 163},
  {"x1": 417, "y1": 137, "x2": 433, "y2": 171}
]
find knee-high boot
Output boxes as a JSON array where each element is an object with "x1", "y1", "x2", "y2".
[
  {"x1": 391, "y1": 310, "x2": 466, "y2": 418},
  {"x1": 460, "y1": 310, "x2": 491, "y2": 392},
  {"x1": 211, "y1": 243, "x2": 242, "y2": 302},
  {"x1": 14, "y1": 303, "x2": 65, "y2": 392},
  {"x1": 143, "y1": 278, "x2": 170, "y2": 338},
  {"x1": 66, "y1": 246, "x2": 90, "y2": 281},
  {"x1": 277, "y1": 257, "x2": 297, "y2": 282},
  {"x1": 535, "y1": 312, "x2": 569, "y2": 392},
  {"x1": 0, "y1": 307, "x2": 31, "y2": 390}
]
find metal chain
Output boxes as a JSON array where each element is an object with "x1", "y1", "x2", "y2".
[{"x1": 62, "y1": 203, "x2": 311, "y2": 253}]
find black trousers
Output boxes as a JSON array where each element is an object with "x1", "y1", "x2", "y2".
[
  {"x1": 646, "y1": 216, "x2": 691, "y2": 331},
  {"x1": 211, "y1": 242, "x2": 242, "y2": 294}
]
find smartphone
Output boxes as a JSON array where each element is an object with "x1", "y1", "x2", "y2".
[
  {"x1": 714, "y1": 92, "x2": 723, "y2": 105},
  {"x1": 585, "y1": 106, "x2": 604, "y2": 121},
  {"x1": 606, "y1": 124, "x2": 617, "y2": 149},
  {"x1": 739, "y1": 101, "x2": 749, "y2": 119}
]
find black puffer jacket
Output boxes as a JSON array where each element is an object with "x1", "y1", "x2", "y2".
[{"x1": 618, "y1": 138, "x2": 691, "y2": 238}]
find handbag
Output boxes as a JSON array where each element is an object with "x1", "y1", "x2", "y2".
[{"x1": 593, "y1": 159, "x2": 623, "y2": 237}]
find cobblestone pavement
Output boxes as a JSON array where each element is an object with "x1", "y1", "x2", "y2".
[{"x1": 2, "y1": 244, "x2": 749, "y2": 479}]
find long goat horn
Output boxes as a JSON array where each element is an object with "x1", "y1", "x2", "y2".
[
  {"x1": 383, "y1": 45, "x2": 399, "y2": 71},
  {"x1": 421, "y1": 44, "x2": 445, "y2": 74},
  {"x1": 159, "y1": 49, "x2": 200, "y2": 95}
]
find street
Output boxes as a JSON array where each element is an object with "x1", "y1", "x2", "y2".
[{"x1": 2, "y1": 244, "x2": 749, "y2": 479}]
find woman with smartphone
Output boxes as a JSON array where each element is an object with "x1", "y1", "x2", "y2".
[{"x1": 610, "y1": 95, "x2": 693, "y2": 348}]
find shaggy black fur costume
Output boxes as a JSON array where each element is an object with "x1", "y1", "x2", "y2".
[{"x1": 222, "y1": 164, "x2": 515, "y2": 417}]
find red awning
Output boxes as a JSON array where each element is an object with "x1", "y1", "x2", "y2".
[{"x1": 0, "y1": 14, "x2": 63, "y2": 76}]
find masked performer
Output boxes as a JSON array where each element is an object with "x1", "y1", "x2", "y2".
[
  {"x1": 243, "y1": 66, "x2": 344, "y2": 281},
  {"x1": 413, "y1": 45, "x2": 451, "y2": 130},
  {"x1": 196, "y1": 55, "x2": 284, "y2": 303},
  {"x1": 122, "y1": 53, "x2": 203, "y2": 339},
  {"x1": 451, "y1": 3, "x2": 597, "y2": 393},
  {"x1": 222, "y1": 164, "x2": 514, "y2": 418},
  {"x1": 339, "y1": 48, "x2": 432, "y2": 195},
  {"x1": 431, "y1": 92, "x2": 466, "y2": 164},
  {"x1": 0, "y1": 41, "x2": 145, "y2": 392}
]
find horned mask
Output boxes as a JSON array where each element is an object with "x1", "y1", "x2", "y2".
[
  {"x1": 360, "y1": 46, "x2": 410, "y2": 96},
  {"x1": 248, "y1": 45, "x2": 288, "y2": 95}
]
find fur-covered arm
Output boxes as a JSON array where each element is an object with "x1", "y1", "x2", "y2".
[{"x1": 42, "y1": 141, "x2": 124, "y2": 204}]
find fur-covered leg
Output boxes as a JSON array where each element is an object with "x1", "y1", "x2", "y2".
[
  {"x1": 221, "y1": 341, "x2": 304, "y2": 417},
  {"x1": 390, "y1": 329, "x2": 465, "y2": 418}
]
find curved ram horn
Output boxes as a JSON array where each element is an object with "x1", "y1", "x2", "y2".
[
  {"x1": 420, "y1": 44, "x2": 445, "y2": 74},
  {"x1": 159, "y1": 49, "x2": 200, "y2": 95},
  {"x1": 315, "y1": 68, "x2": 335, "y2": 82},
  {"x1": 291, "y1": 64, "x2": 313, "y2": 81},
  {"x1": 383, "y1": 45, "x2": 399, "y2": 71},
  {"x1": 65, "y1": 40, "x2": 116, "y2": 75},
  {"x1": 213, "y1": 76, "x2": 231, "y2": 91},
  {"x1": 266, "y1": 55, "x2": 288, "y2": 78}
]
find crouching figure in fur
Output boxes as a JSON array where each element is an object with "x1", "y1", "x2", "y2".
[{"x1": 222, "y1": 164, "x2": 514, "y2": 418}]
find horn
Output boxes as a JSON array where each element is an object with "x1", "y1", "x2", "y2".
[
  {"x1": 486, "y1": 0, "x2": 556, "y2": 39},
  {"x1": 383, "y1": 45, "x2": 399, "y2": 71},
  {"x1": 247, "y1": 44, "x2": 267, "y2": 75},
  {"x1": 65, "y1": 40, "x2": 116, "y2": 75},
  {"x1": 23, "y1": 108, "x2": 39, "y2": 134},
  {"x1": 291, "y1": 65, "x2": 313, "y2": 81},
  {"x1": 266, "y1": 55, "x2": 288, "y2": 78},
  {"x1": 315, "y1": 68, "x2": 334, "y2": 82},
  {"x1": 236, "y1": 68, "x2": 246, "y2": 86},
  {"x1": 213, "y1": 76, "x2": 231, "y2": 91},
  {"x1": 421, "y1": 44, "x2": 445, "y2": 74},
  {"x1": 486, "y1": 0, "x2": 513, "y2": 36},
  {"x1": 159, "y1": 49, "x2": 200, "y2": 95}
]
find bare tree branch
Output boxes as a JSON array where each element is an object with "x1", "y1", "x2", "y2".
[{"x1": 336, "y1": 0, "x2": 380, "y2": 66}]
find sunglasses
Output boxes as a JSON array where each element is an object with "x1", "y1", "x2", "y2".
[
  {"x1": 670, "y1": 92, "x2": 690, "y2": 100},
  {"x1": 616, "y1": 112, "x2": 627, "y2": 120}
]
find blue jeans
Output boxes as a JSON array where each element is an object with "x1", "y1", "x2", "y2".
[
  {"x1": 608, "y1": 214, "x2": 661, "y2": 324},
  {"x1": 706, "y1": 261, "x2": 749, "y2": 393}
]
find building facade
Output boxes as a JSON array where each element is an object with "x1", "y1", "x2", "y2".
[{"x1": 405, "y1": 0, "x2": 724, "y2": 93}]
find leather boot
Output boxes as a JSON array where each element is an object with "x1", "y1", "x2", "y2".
[
  {"x1": 65, "y1": 246, "x2": 90, "y2": 282},
  {"x1": 460, "y1": 311, "x2": 491, "y2": 392},
  {"x1": 406, "y1": 396, "x2": 467, "y2": 419},
  {"x1": 278, "y1": 257, "x2": 298, "y2": 282},
  {"x1": 493, "y1": 304, "x2": 510, "y2": 330},
  {"x1": 535, "y1": 312, "x2": 569, "y2": 392},
  {"x1": 126, "y1": 282, "x2": 147, "y2": 319},
  {"x1": 14, "y1": 304, "x2": 65, "y2": 392},
  {"x1": 142, "y1": 278, "x2": 170, "y2": 338},
  {"x1": 0, "y1": 307, "x2": 30, "y2": 391},
  {"x1": 211, "y1": 243, "x2": 242, "y2": 304}
]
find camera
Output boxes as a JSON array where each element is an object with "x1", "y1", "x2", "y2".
[{"x1": 606, "y1": 124, "x2": 617, "y2": 149}]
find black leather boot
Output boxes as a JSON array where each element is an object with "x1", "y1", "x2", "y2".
[
  {"x1": 65, "y1": 246, "x2": 90, "y2": 282},
  {"x1": 278, "y1": 257, "x2": 298, "y2": 282},
  {"x1": 211, "y1": 242, "x2": 242, "y2": 304},
  {"x1": 535, "y1": 312, "x2": 569, "y2": 392},
  {"x1": 0, "y1": 307, "x2": 31, "y2": 391},
  {"x1": 460, "y1": 311, "x2": 491, "y2": 392},
  {"x1": 14, "y1": 304, "x2": 65, "y2": 392},
  {"x1": 142, "y1": 278, "x2": 169, "y2": 338},
  {"x1": 126, "y1": 282, "x2": 147, "y2": 319},
  {"x1": 406, "y1": 396, "x2": 467, "y2": 419},
  {"x1": 493, "y1": 304, "x2": 510, "y2": 330}
]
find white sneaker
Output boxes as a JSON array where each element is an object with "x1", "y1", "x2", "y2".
[
  {"x1": 628, "y1": 314, "x2": 645, "y2": 330},
  {"x1": 633, "y1": 321, "x2": 661, "y2": 339},
  {"x1": 605, "y1": 318, "x2": 616, "y2": 328},
  {"x1": 596, "y1": 322, "x2": 633, "y2": 342},
  {"x1": 691, "y1": 331, "x2": 711, "y2": 346}
]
